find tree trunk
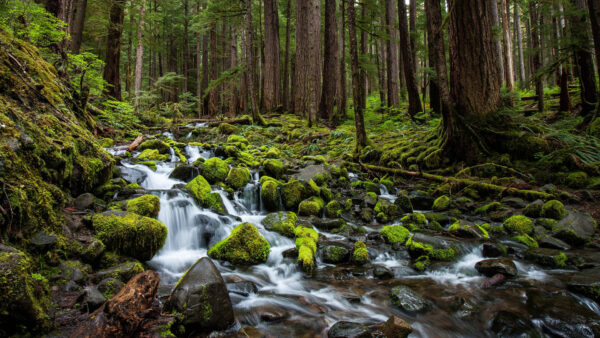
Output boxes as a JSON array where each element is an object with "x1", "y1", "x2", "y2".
[
  {"x1": 282, "y1": 0, "x2": 292, "y2": 111},
  {"x1": 335, "y1": 0, "x2": 347, "y2": 126},
  {"x1": 490, "y1": 0, "x2": 505, "y2": 83},
  {"x1": 208, "y1": 25, "x2": 217, "y2": 116},
  {"x1": 103, "y1": 0, "x2": 126, "y2": 100},
  {"x1": 360, "y1": 4, "x2": 367, "y2": 106},
  {"x1": 570, "y1": 0, "x2": 598, "y2": 121},
  {"x1": 515, "y1": 0, "x2": 526, "y2": 87},
  {"x1": 263, "y1": 0, "x2": 281, "y2": 111},
  {"x1": 201, "y1": 29, "x2": 210, "y2": 115},
  {"x1": 348, "y1": 0, "x2": 368, "y2": 152},
  {"x1": 529, "y1": 2, "x2": 544, "y2": 113},
  {"x1": 228, "y1": 27, "x2": 239, "y2": 117},
  {"x1": 397, "y1": 0, "x2": 422, "y2": 117},
  {"x1": 386, "y1": 0, "x2": 400, "y2": 108},
  {"x1": 294, "y1": 0, "x2": 322, "y2": 126},
  {"x1": 442, "y1": 0, "x2": 503, "y2": 161},
  {"x1": 588, "y1": 0, "x2": 600, "y2": 119},
  {"x1": 320, "y1": 0, "x2": 339, "y2": 121},
  {"x1": 409, "y1": 0, "x2": 417, "y2": 72},
  {"x1": 134, "y1": 2, "x2": 145, "y2": 105},
  {"x1": 500, "y1": 0, "x2": 514, "y2": 91},
  {"x1": 246, "y1": 0, "x2": 263, "y2": 124},
  {"x1": 69, "y1": 0, "x2": 87, "y2": 54},
  {"x1": 378, "y1": 39, "x2": 388, "y2": 107},
  {"x1": 425, "y1": 0, "x2": 449, "y2": 117},
  {"x1": 196, "y1": 1, "x2": 202, "y2": 116}
]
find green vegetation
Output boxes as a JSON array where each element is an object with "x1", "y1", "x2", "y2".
[
  {"x1": 126, "y1": 194, "x2": 161, "y2": 218},
  {"x1": 208, "y1": 223, "x2": 270, "y2": 265},
  {"x1": 503, "y1": 215, "x2": 534, "y2": 235},
  {"x1": 380, "y1": 226, "x2": 410, "y2": 245}
]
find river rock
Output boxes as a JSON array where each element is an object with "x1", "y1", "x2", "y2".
[
  {"x1": 552, "y1": 211, "x2": 597, "y2": 246},
  {"x1": 238, "y1": 326, "x2": 265, "y2": 338},
  {"x1": 567, "y1": 268, "x2": 600, "y2": 303},
  {"x1": 71, "y1": 271, "x2": 161, "y2": 337},
  {"x1": 169, "y1": 164, "x2": 197, "y2": 182},
  {"x1": 383, "y1": 315, "x2": 412, "y2": 338},
  {"x1": 30, "y1": 230, "x2": 57, "y2": 250},
  {"x1": 524, "y1": 248, "x2": 566, "y2": 268},
  {"x1": 97, "y1": 278, "x2": 124, "y2": 299},
  {"x1": 390, "y1": 285, "x2": 432, "y2": 313},
  {"x1": 482, "y1": 242, "x2": 506, "y2": 258},
  {"x1": 373, "y1": 265, "x2": 394, "y2": 279},
  {"x1": 409, "y1": 191, "x2": 433, "y2": 210},
  {"x1": 501, "y1": 197, "x2": 527, "y2": 209},
  {"x1": 94, "y1": 261, "x2": 144, "y2": 283},
  {"x1": 490, "y1": 311, "x2": 541, "y2": 337},
  {"x1": 328, "y1": 321, "x2": 373, "y2": 338},
  {"x1": 165, "y1": 257, "x2": 234, "y2": 332},
  {"x1": 475, "y1": 258, "x2": 518, "y2": 278},
  {"x1": 538, "y1": 235, "x2": 571, "y2": 251},
  {"x1": 296, "y1": 164, "x2": 327, "y2": 182},
  {"x1": 226, "y1": 281, "x2": 258, "y2": 297},
  {"x1": 322, "y1": 243, "x2": 351, "y2": 263},
  {"x1": 449, "y1": 220, "x2": 487, "y2": 238},
  {"x1": 75, "y1": 192, "x2": 96, "y2": 210},
  {"x1": 255, "y1": 305, "x2": 289, "y2": 322},
  {"x1": 82, "y1": 286, "x2": 107, "y2": 311},
  {"x1": 394, "y1": 193, "x2": 413, "y2": 213},
  {"x1": 262, "y1": 211, "x2": 297, "y2": 237}
]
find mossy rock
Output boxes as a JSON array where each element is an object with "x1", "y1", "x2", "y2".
[
  {"x1": 503, "y1": 215, "x2": 533, "y2": 235},
  {"x1": 351, "y1": 180, "x2": 379, "y2": 193},
  {"x1": 265, "y1": 147, "x2": 280, "y2": 158},
  {"x1": 448, "y1": 220, "x2": 489, "y2": 239},
  {"x1": 264, "y1": 159, "x2": 285, "y2": 178},
  {"x1": 281, "y1": 180, "x2": 305, "y2": 210},
  {"x1": 126, "y1": 194, "x2": 160, "y2": 218},
  {"x1": 353, "y1": 241, "x2": 369, "y2": 265},
  {"x1": 92, "y1": 211, "x2": 168, "y2": 261},
  {"x1": 261, "y1": 180, "x2": 280, "y2": 211},
  {"x1": 475, "y1": 202, "x2": 502, "y2": 215},
  {"x1": 298, "y1": 196, "x2": 325, "y2": 216},
  {"x1": 139, "y1": 139, "x2": 170, "y2": 154},
  {"x1": 525, "y1": 248, "x2": 566, "y2": 268},
  {"x1": 432, "y1": 195, "x2": 451, "y2": 211},
  {"x1": 261, "y1": 211, "x2": 297, "y2": 238},
  {"x1": 374, "y1": 198, "x2": 399, "y2": 222},
  {"x1": 512, "y1": 234, "x2": 538, "y2": 248},
  {"x1": 218, "y1": 123, "x2": 240, "y2": 135},
  {"x1": 380, "y1": 226, "x2": 410, "y2": 245},
  {"x1": 208, "y1": 223, "x2": 270, "y2": 265},
  {"x1": 201, "y1": 157, "x2": 229, "y2": 184},
  {"x1": 405, "y1": 235, "x2": 458, "y2": 261},
  {"x1": 295, "y1": 226, "x2": 318, "y2": 273},
  {"x1": 138, "y1": 149, "x2": 170, "y2": 162},
  {"x1": 0, "y1": 245, "x2": 52, "y2": 335},
  {"x1": 566, "y1": 171, "x2": 589, "y2": 188},
  {"x1": 185, "y1": 175, "x2": 225, "y2": 213},
  {"x1": 226, "y1": 167, "x2": 251, "y2": 190},
  {"x1": 325, "y1": 200, "x2": 343, "y2": 218},
  {"x1": 524, "y1": 200, "x2": 544, "y2": 218},
  {"x1": 540, "y1": 200, "x2": 567, "y2": 220},
  {"x1": 226, "y1": 134, "x2": 248, "y2": 145},
  {"x1": 400, "y1": 212, "x2": 428, "y2": 230}
]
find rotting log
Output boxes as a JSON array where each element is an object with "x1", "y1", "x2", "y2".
[{"x1": 127, "y1": 135, "x2": 144, "y2": 151}]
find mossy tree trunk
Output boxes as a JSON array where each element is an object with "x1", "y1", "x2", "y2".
[
  {"x1": 588, "y1": 0, "x2": 600, "y2": 120},
  {"x1": 103, "y1": 0, "x2": 126, "y2": 101},
  {"x1": 347, "y1": 0, "x2": 368, "y2": 152}
]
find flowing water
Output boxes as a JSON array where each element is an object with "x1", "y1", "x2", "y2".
[{"x1": 115, "y1": 145, "x2": 600, "y2": 337}]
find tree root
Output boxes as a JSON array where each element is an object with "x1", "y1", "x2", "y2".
[
  {"x1": 455, "y1": 163, "x2": 530, "y2": 181},
  {"x1": 358, "y1": 162, "x2": 553, "y2": 201}
]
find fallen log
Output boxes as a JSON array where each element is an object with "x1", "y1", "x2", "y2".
[
  {"x1": 358, "y1": 162, "x2": 554, "y2": 201},
  {"x1": 127, "y1": 135, "x2": 144, "y2": 151}
]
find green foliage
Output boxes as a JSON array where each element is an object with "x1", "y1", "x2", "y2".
[
  {"x1": 380, "y1": 225, "x2": 410, "y2": 244},
  {"x1": 67, "y1": 52, "x2": 106, "y2": 96},
  {"x1": 208, "y1": 223, "x2": 270, "y2": 265},
  {"x1": 98, "y1": 100, "x2": 141, "y2": 131}
]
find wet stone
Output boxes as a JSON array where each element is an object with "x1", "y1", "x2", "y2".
[
  {"x1": 81, "y1": 286, "x2": 106, "y2": 311},
  {"x1": 31, "y1": 231, "x2": 57, "y2": 250},
  {"x1": 226, "y1": 281, "x2": 258, "y2": 297},
  {"x1": 490, "y1": 311, "x2": 541, "y2": 337},
  {"x1": 383, "y1": 315, "x2": 412, "y2": 338},
  {"x1": 255, "y1": 305, "x2": 289, "y2": 322},
  {"x1": 482, "y1": 243, "x2": 505, "y2": 258},
  {"x1": 328, "y1": 321, "x2": 373, "y2": 338},
  {"x1": 538, "y1": 235, "x2": 571, "y2": 251},
  {"x1": 390, "y1": 285, "x2": 432, "y2": 313},
  {"x1": 74, "y1": 193, "x2": 95, "y2": 210},
  {"x1": 475, "y1": 258, "x2": 518, "y2": 278},
  {"x1": 373, "y1": 265, "x2": 394, "y2": 280}
]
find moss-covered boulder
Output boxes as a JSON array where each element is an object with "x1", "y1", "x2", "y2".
[
  {"x1": 448, "y1": 220, "x2": 489, "y2": 239},
  {"x1": 281, "y1": 180, "x2": 306, "y2": 210},
  {"x1": 540, "y1": 200, "x2": 567, "y2": 220},
  {"x1": 503, "y1": 215, "x2": 533, "y2": 235},
  {"x1": 524, "y1": 200, "x2": 544, "y2": 218},
  {"x1": 512, "y1": 234, "x2": 538, "y2": 248},
  {"x1": 92, "y1": 211, "x2": 168, "y2": 261},
  {"x1": 432, "y1": 195, "x2": 451, "y2": 211},
  {"x1": 566, "y1": 171, "x2": 589, "y2": 188},
  {"x1": 552, "y1": 211, "x2": 597, "y2": 246},
  {"x1": 295, "y1": 226, "x2": 318, "y2": 273},
  {"x1": 298, "y1": 196, "x2": 325, "y2": 216},
  {"x1": 0, "y1": 245, "x2": 51, "y2": 335},
  {"x1": 322, "y1": 243, "x2": 351, "y2": 263},
  {"x1": 261, "y1": 211, "x2": 297, "y2": 238},
  {"x1": 226, "y1": 167, "x2": 251, "y2": 190},
  {"x1": 208, "y1": 223, "x2": 270, "y2": 265},
  {"x1": 525, "y1": 248, "x2": 566, "y2": 268},
  {"x1": 201, "y1": 157, "x2": 229, "y2": 184},
  {"x1": 264, "y1": 159, "x2": 285, "y2": 178},
  {"x1": 218, "y1": 122, "x2": 240, "y2": 135},
  {"x1": 400, "y1": 212, "x2": 428, "y2": 230},
  {"x1": 405, "y1": 235, "x2": 458, "y2": 261},
  {"x1": 138, "y1": 149, "x2": 170, "y2": 162},
  {"x1": 126, "y1": 194, "x2": 161, "y2": 218},
  {"x1": 325, "y1": 200, "x2": 343, "y2": 218},
  {"x1": 380, "y1": 226, "x2": 410, "y2": 245},
  {"x1": 353, "y1": 241, "x2": 369, "y2": 265},
  {"x1": 185, "y1": 175, "x2": 225, "y2": 213},
  {"x1": 261, "y1": 180, "x2": 280, "y2": 211},
  {"x1": 394, "y1": 193, "x2": 414, "y2": 214},
  {"x1": 138, "y1": 139, "x2": 170, "y2": 154},
  {"x1": 375, "y1": 198, "x2": 398, "y2": 223}
]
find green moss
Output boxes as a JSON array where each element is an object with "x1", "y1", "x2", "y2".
[
  {"x1": 320, "y1": 186, "x2": 333, "y2": 202},
  {"x1": 281, "y1": 180, "x2": 305, "y2": 210},
  {"x1": 477, "y1": 224, "x2": 490, "y2": 238},
  {"x1": 218, "y1": 123, "x2": 240, "y2": 135},
  {"x1": 226, "y1": 134, "x2": 248, "y2": 145},
  {"x1": 126, "y1": 194, "x2": 161, "y2": 218},
  {"x1": 100, "y1": 138, "x2": 114, "y2": 148},
  {"x1": 298, "y1": 196, "x2": 325, "y2": 216},
  {"x1": 503, "y1": 215, "x2": 533, "y2": 234},
  {"x1": 297, "y1": 245, "x2": 315, "y2": 273},
  {"x1": 294, "y1": 226, "x2": 319, "y2": 241},
  {"x1": 141, "y1": 161, "x2": 157, "y2": 171},
  {"x1": 308, "y1": 179, "x2": 321, "y2": 196},
  {"x1": 262, "y1": 211, "x2": 297, "y2": 238},
  {"x1": 226, "y1": 167, "x2": 251, "y2": 190},
  {"x1": 265, "y1": 147, "x2": 280, "y2": 158},
  {"x1": 475, "y1": 202, "x2": 502, "y2": 214},
  {"x1": 138, "y1": 149, "x2": 170, "y2": 162},
  {"x1": 261, "y1": 180, "x2": 280, "y2": 211},
  {"x1": 380, "y1": 178, "x2": 394, "y2": 191},
  {"x1": 325, "y1": 200, "x2": 343, "y2": 218},
  {"x1": 139, "y1": 139, "x2": 170, "y2": 154},
  {"x1": 413, "y1": 255, "x2": 430, "y2": 271},
  {"x1": 513, "y1": 234, "x2": 539, "y2": 248},
  {"x1": 401, "y1": 212, "x2": 427, "y2": 228},
  {"x1": 540, "y1": 200, "x2": 567, "y2": 220},
  {"x1": 92, "y1": 212, "x2": 168, "y2": 261},
  {"x1": 353, "y1": 241, "x2": 369, "y2": 265},
  {"x1": 536, "y1": 218, "x2": 558, "y2": 230},
  {"x1": 208, "y1": 223, "x2": 270, "y2": 265},
  {"x1": 295, "y1": 237, "x2": 317, "y2": 254},
  {"x1": 380, "y1": 225, "x2": 410, "y2": 244},
  {"x1": 566, "y1": 171, "x2": 589, "y2": 188},
  {"x1": 553, "y1": 252, "x2": 567, "y2": 267},
  {"x1": 185, "y1": 175, "x2": 225, "y2": 213},
  {"x1": 405, "y1": 235, "x2": 457, "y2": 261},
  {"x1": 432, "y1": 195, "x2": 451, "y2": 211},
  {"x1": 350, "y1": 180, "x2": 379, "y2": 193},
  {"x1": 264, "y1": 159, "x2": 285, "y2": 178},
  {"x1": 201, "y1": 157, "x2": 229, "y2": 183}
]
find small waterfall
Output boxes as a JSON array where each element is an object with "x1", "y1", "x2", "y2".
[{"x1": 169, "y1": 147, "x2": 178, "y2": 163}]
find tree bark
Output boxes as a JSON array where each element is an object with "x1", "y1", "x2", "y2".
[
  {"x1": 425, "y1": 0, "x2": 450, "y2": 118},
  {"x1": 196, "y1": 1, "x2": 202, "y2": 116},
  {"x1": 282, "y1": 0, "x2": 292, "y2": 111},
  {"x1": 500, "y1": 0, "x2": 514, "y2": 91},
  {"x1": 398, "y1": 0, "x2": 422, "y2": 117},
  {"x1": 245, "y1": 0, "x2": 263, "y2": 124},
  {"x1": 208, "y1": 25, "x2": 217, "y2": 116},
  {"x1": 588, "y1": 0, "x2": 600, "y2": 119},
  {"x1": 320, "y1": 0, "x2": 339, "y2": 121},
  {"x1": 228, "y1": 27, "x2": 239, "y2": 117},
  {"x1": 529, "y1": 2, "x2": 544, "y2": 113},
  {"x1": 514, "y1": 0, "x2": 526, "y2": 87},
  {"x1": 348, "y1": 0, "x2": 368, "y2": 152},
  {"x1": 134, "y1": 2, "x2": 145, "y2": 105},
  {"x1": 294, "y1": 0, "x2": 322, "y2": 126},
  {"x1": 409, "y1": 0, "x2": 417, "y2": 72},
  {"x1": 378, "y1": 39, "x2": 388, "y2": 107},
  {"x1": 263, "y1": 0, "x2": 281, "y2": 111},
  {"x1": 201, "y1": 26, "x2": 210, "y2": 115},
  {"x1": 103, "y1": 0, "x2": 126, "y2": 100},
  {"x1": 490, "y1": 0, "x2": 505, "y2": 83},
  {"x1": 386, "y1": 0, "x2": 400, "y2": 108},
  {"x1": 69, "y1": 0, "x2": 87, "y2": 54},
  {"x1": 335, "y1": 0, "x2": 347, "y2": 126}
]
